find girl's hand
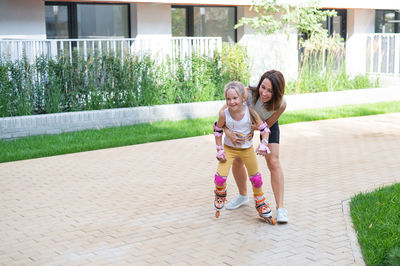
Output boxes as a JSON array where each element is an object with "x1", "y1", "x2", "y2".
[{"x1": 225, "y1": 128, "x2": 246, "y2": 146}]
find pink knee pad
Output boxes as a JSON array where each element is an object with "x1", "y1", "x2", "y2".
[
  {"x1": 250, "y1": 173, "x2": 263, "y2": 188},
  {"x1": 214, "y1": 173, "x2": 226, "y2": 187}
]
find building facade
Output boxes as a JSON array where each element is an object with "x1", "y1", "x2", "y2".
[{"x1": 1, "y1": 0, "x2": 400, "y2": 80}]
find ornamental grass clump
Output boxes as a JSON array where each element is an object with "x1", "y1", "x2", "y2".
[{"x1": 0, "y1": 45, "x2": 250, "y2": 117}]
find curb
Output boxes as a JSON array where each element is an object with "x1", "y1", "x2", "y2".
[{"x1": 342, "y1": 199, "x2": 366, "y2": 266}]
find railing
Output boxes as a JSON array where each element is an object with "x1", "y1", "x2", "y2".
[
  {"x1": 0, "y1": 37, "x2": 222, "y2": 62},
  {"x1": 366, "y1": 33, "x2": 400, "y2": 76}
]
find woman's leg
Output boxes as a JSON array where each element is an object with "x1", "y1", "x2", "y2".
[
  {"x1": 232, "y1": 157, "x2": 247, "y2": 196},
  {"x1": 265, "y1": 143, "x2": 285, "y2": 209},
  {"x1": 225, "y1": 157, "x2": 249, "y2": 210}
]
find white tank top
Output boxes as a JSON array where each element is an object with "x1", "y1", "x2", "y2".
[{"x1": 224, "y1": 105, "x2": 252, "y2": 149}]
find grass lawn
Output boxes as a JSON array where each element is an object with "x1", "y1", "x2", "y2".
[
  {"x1": 1, "y1": 100, "x2": 400, "y2": 163},
  {"x1": 350, "y1": 183, "x2": 400, "y2": 265}
]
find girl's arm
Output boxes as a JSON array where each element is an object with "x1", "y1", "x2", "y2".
[
  {"x1": 213, "y1": 109, "x2": 226, "y2": 162},
  {"x1": 215, "y1": 109, "x2": 226, "y2": 147},
  {"x1": 266, "y1": 98, "x2": 287, "y2": 127}
]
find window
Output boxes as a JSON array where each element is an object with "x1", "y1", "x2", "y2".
[
  {"x1": 45, "y1": 2, "x2": 130, "y2": 39},
  {"x1": 77, "y1": 4, "x2": 129, "y2": 38},
  {"x1": 322, "y1": 9, "x2": 347, "y2": 41},
  {"x1": 376, "y1": 10, "x2": 400, "y2": 33},
  {"x1": 172, "y1": 6, "x2": 237, "y2": 42},
  {"x1": 171, "y1": 7, "x2": 187, "y2": 36},
  {"x1": 45, "y1": 5, "x2": 69, "y2": 39}
]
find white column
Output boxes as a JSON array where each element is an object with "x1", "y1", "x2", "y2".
[
  {"x1": 346, "y1": 9, "x2": 375, "y2": 77},
  {"x1": 0, "y1": 0, "x2": 46, "y2": 39},
  {"x1": 135, "y1": 3, "x2": 172, "y2": 38},
  {"x1": 395, "y1": 35, "x2": 400, "y2": 77}
]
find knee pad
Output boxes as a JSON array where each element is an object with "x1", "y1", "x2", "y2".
[
  {"x1": 250, "y1": 172, "x2": 263, "y2": 188},
  {"x1": 214, "y1": 173, "x2": 226, "y2": 187}
]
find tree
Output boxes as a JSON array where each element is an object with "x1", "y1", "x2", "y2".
[
  {"x1": 235, "y1": 0, "x2": 344, "y2": 93},
  {"x1": 235, "y1": 0, "x2": 337, "y2": 43}
]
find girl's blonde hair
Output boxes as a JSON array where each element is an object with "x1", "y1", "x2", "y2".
[{"x1": 224, "y1": 81, "x2": 245, "y2": 99}]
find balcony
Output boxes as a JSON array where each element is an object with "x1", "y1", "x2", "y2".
[{"x1": 0, "y1": 37, "x2": 222, "y2": 63}]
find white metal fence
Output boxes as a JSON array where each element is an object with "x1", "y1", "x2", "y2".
[
  {"x1": 0, "y1": 37, "x2": 222, "y2": 62},
  {"x1": 366, "y1": 33, "x2": 400, "y2": 76}
]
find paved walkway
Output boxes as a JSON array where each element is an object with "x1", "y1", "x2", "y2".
[{"x1": 1, "y1": 89, "x2": 400, "y2": 265}]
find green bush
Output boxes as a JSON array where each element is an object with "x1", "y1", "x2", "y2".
[
  {"x1": 1, "y1": 40, "x2": 376, "y2": 117},
  {"x1": 0, "y1": 44, "x2": 251, "y2": 117},
  {"x1": 221, "y1": 42, "x2": 250, "y2": 86},
  {"x1": 286, "y1": 35, "x2": 377, "y2": 94}
]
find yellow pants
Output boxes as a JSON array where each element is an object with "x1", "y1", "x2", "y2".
[
  {"x1": 218, "y1": 145, "x2": 258, "y2": 177},
  {"x1": 216, "y1": 145, "x2": 264, "y2": 197}
]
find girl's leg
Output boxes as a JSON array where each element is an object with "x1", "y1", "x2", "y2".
[
  {"x1": 215, "y1": 146, "x2": 235, "y2": 214},
  {"x1": 241, "y1": 148, "x2": 273, "y2": 222},
  {"x1": 232, "y1": 157, "x2": 247, "y2": 196},
  {"x1": 265, "y1": 143, "x2": 285, "y2": 209}
]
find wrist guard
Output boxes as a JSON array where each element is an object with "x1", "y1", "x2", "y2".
[
  {"x1": 259, "y1": 122, "x2": 270, "y2": 136},
  {"x1": 256, "y1": 139, "x2": 271, "y2": 155},
  {"x1": 216, "y1": 145, "x2": 226, "y2": 160}
]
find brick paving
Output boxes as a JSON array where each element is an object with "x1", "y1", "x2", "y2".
[{"x1": 1, "y1": 113, "x2": 400, "y2": 265}]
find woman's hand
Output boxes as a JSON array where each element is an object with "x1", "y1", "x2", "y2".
[{"x1": 225, "y1": 128, "x2": 246, "y2": 146}]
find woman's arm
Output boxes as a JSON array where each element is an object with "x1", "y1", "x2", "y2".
[
  {"x1": 249, "y1": 107, "x2": 271, "y2": 156},
  {"x1": 244, "y1": 86, "x2": 250, "y2": 101},
  {"x1": 266, "y1": 98, "x2": 287, "y2": 127}
]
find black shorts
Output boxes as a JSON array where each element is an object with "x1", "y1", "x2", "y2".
[{"x1": 260, "y1": 121, "x2": 280, "y2": 144}]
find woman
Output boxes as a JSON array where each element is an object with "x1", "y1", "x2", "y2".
[{"x1": 223, "y1": 70, "x2": 288, "y2": 223}]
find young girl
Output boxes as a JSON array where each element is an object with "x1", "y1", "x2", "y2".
[
  {"x1": 224, "y1": 70, "x2": 288, "y2": 223},
  {"x1": 212, "y1": 81, "x2": 275, "y2": 225}
]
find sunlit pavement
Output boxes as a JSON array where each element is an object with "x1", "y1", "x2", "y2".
[{"x1": 1, "y1": 88, "x2": 400, "y2": 265}]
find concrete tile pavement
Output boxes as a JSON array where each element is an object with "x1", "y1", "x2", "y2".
[
  {"x1": 1, "y1": 108, "x2": 400, "y2": 264},
  {"x1": 285, "y1": 87, "x2": 400, "y2": 111}
]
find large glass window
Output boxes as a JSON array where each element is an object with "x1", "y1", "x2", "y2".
[
  {"x1": 45, "y1": 2, "x2": 130, "y2": 39},
  {"x1": 77, "y1": 4, "x2": 129, "y2": 38},
  {"x1": 322, "y1": 9, "x2": 347, "y2": 41},
  {"x1": 193, "y1": 7, "x2": 236, "y2": 42},
  {"x1": 172, "y1": 7, "x2": 187, "y2": 36},
  {"x1": 376, "y1": 10, "x2": 400, "y2": 33},
  {"x1": 172, "y1": 6, "x2": 236, "y2": 42},
  {"x1": 45, "y1": 5, "x2": 69, "y2": 39}
]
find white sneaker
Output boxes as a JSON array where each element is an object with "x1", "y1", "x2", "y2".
[
  {"x1": 225, "y1": 195, "x2": 249, "y2": 210},
  {"x1": 276, "y1": 208, "x2": 288, "y2": 223}
]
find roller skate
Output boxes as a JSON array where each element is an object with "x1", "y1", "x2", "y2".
[
  {"x1": 255, "y1": 195, "x2": 276, "y2": 225},
  {"x1": 214, "y1": 188, "x2": 226, "y2": 218}
]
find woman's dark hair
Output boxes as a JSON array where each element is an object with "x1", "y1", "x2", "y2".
[{"x1": 251, "y1": 70, "x2": 285, "y2": 111}]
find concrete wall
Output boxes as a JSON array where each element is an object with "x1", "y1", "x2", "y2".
[
  {"x1": 135, "y1": 3, "x2": 172, "y2": 37},
  {"x1": 346, "y1": 9, "x2": 375, "y2": 76},
  {"x1": 237, "y1": 6, "x2": 298, "y2": 83},
  {"x1": 0, "y1": 0, "x2": 46, "y2": 39}
]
